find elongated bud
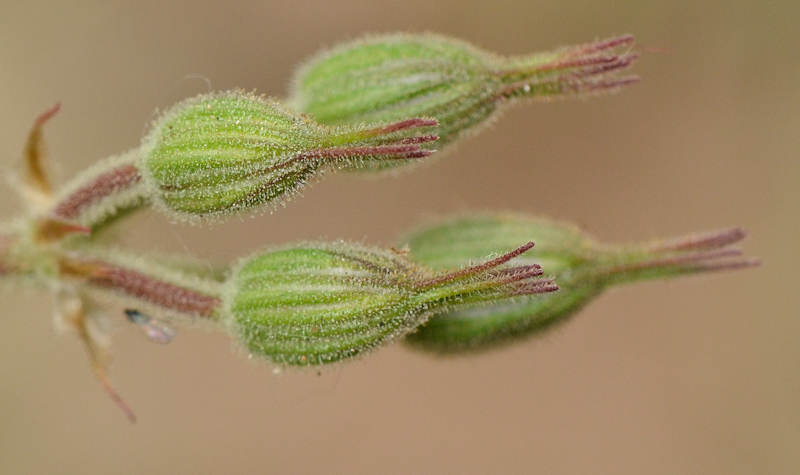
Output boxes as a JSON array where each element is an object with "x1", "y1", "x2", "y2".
[
  {"x1": 221, "y1": 240, "x2": 556, "y2": 366},
  {"x1": 140, "y1": 90, "x2": 437, "y2": 221},
  {"x1": 288, "y1": 33, "x2": 639, "y2": 164},
  {"x1": 399, "y1": 213, "x2": 760, "y2": 353}
]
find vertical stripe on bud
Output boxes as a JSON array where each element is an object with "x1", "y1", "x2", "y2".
[
  {"x1": 222, "y1": 240, "x2": 556, "y2": 366},
  {"x1": 289, "y1": 33, "x2": 639, "y2": 161},
  {"x1": 139, "y1": 90, "x2": 437, "y2": 221},
  {"x1": 400, "y1": 213, "x2": 760, "y2": 353}
]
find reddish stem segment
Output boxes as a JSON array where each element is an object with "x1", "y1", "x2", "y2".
[
  {"x1": 61, "y1": 258, "x2": 220, "y2": 317},
  {"x1": 51, "y1": 164, "x2": 142, "y2": 221}
]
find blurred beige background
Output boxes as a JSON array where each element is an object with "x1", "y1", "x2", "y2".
[{"x1": 1, "y1": 1, "x2": 797, "y2": 474}]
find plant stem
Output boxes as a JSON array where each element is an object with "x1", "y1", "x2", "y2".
[{"x1": 58, "y1": 256, "x2": 221, "y2": 318}]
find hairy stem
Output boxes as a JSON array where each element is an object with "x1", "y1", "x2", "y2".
[
  {"x1": 50, "y1": 164, "x2": 142, "y2": 221},
  {"x1": 59, "y1": 256, "x2": 221, "y2": 317}
]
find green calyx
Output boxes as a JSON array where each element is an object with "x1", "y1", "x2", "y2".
[
  {"x1": 140, "y1": 90, "x2": 437, "y2": 221},
  {"x1": 222, "y1": 240, "x2": 556, "y2": 366},
  {"x1": 400, "y1": 213, "x2": 759, "y2": 353},
  {"x1": 289, "y1": 33, "x2": 639, "y2": 162}
]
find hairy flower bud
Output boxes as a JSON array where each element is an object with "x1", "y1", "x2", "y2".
[
  {"x1": 288, "y1": 33, "x2": 639, "y2": 165},
  {"x1": 140, "y1": 90, "x2": 437, "y2": 221},
  {"x1": 399, "y1": 213, "x2": 760, "y2": 353},
  {"x1": 221, "y1": 240, "x2": 556, "y2": 366}
]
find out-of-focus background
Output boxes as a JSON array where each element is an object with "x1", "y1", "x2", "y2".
[{"x1": 0, "y1": 1, "x2": 797, "y2": 474}]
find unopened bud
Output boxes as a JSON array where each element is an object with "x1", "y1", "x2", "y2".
[
  {"x1": 222, "y1": 240, "x2": 556, "y2": 366},
  {"x1": 289, "y1": 33, "x2": 639, "y2": 162},
  {"x1": 140, "y1": 90, "x2": 437, "y2": 221},
  {"x1": 400, "y1": 213, "x2": 760, "y2": 353}
]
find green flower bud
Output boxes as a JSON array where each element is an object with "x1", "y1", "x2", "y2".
[
  {"x1": 221, "y1": 240, "x2": 556, "y2": 366},
  {"x1": 288, "y1": 33, "x2": 639, "y2": 166},
  {"x1": 140, "y1": 90, "x2": 437, "y2": 221},
  {"x1": 399, "y1": 213, "x2": 759, "y2": 353}
]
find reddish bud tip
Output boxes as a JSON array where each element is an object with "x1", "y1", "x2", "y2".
[
  {"x1": 652, "y1": 227, "x2": 748, "y2": 252},
  {"x1": 34, "y1": 102, "x2": 61, "y2": 128}
]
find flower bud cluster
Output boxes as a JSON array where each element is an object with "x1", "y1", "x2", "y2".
[
  {"x1": 222, "y1": 240, "x2": 556, "y2": 366},
  {"x1": 44, "y1": 35, "x2": 639, "y2": 229},
  {"x1": 289, "y1": 33, "x2": 639, "y2": 162},
  {"x1": 0, "y1": 32, "x2": 758, "y2": 422},
  {"x1": 140, "y1": 90, "x2": 437, "y2": 221},
  {"x1": 400, "y1": 213, "x2": 759, "y2": 353}
]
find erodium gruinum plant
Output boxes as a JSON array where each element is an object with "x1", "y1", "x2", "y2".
[{"x1": 0, "y1": 33, "x2": 757, "y2": 422}]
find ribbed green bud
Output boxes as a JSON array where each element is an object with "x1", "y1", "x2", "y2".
[
  {"x1": 400, "y1": 213, "x2": 759, "y2": 353},
  {"x1": 288, "y1": 33, "x2": 639, "y2": 165},
  {"x1": 222, "y1": 240, "x2": 557, "y2": 366},
  {"x1": 140, "y1": 90, "x2": 437, "y2": 221}
]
